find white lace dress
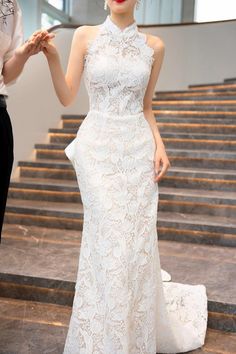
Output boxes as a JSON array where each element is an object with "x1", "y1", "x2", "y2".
[{"x1": 64, "y1": 15, "x2": 208, "y2": 354}]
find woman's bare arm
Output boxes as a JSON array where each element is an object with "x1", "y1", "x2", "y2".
[
  {"x1": 3, "y1": 31, "x2": 53, "y2": 84},
  {"x1": 143, "y1": 35, "x2": 170, "y2": 182},
  {"x1": 42, "y1": 26, "x2": 90, "y2": 106}
]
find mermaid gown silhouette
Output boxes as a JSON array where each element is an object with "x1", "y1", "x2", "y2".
[{"x1": 63, "y1": 15, "x2": 208, "y2": 354}]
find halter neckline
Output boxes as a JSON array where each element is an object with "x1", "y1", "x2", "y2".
[{"x1": 103, "y1": 15, "x2": 138, "y2": 35}]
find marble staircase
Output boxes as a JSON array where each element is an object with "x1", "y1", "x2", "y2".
[{"x1": 0, "y1": 78, "x2": 236, "y2": 353}]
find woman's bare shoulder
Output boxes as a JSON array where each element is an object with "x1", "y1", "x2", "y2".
[
  {"x1": 71, "y1": 25, "x2": 101, "y2": 56},
  {"x1": 144, "y1": 33, "x2": 165, "y2": 54},
  {"x1": 74, "y1": 25, "x2": 101, "y2": 40}
]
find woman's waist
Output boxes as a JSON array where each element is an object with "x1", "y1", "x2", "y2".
[
  {"x1": 77, "y1": 108, "x2": 151, "y2": 138},
  {"x1": 87, "y1": 109, "x2": 145, "y2": 120}
]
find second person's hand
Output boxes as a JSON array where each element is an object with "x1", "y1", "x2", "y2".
[{"x1": 15, "y1": 30, "x2": 55, "y2": 59}]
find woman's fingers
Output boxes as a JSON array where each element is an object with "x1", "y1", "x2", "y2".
[
  {"x1": 154, "y1": 157, "x2": 160, "y2": 175},
  {"x1": 156, "y1": 161, "x2": 170, "y2": 182},
  {"x1": 30, "y1": 32, "x2": 55, "y2": 49},
  {"x1": 47, "y1": 33, "x2": 55, "y2": 40},
  {"x1": 28, "y1": 30, "x2": 52, "y2": 45},
  {"x1": 31, "y1": 29, "x2": 43, "y2": 38},
  {"x1": 154, "y1": 157, "x2": 171, "y2": 182},
  {"x1": 18, "y1": 30, "x2": 55, "y2": 57},
  {"x1": 26, "y1": 32, "x2": 55, "y2": 55},
  {"x1": 23, "y1": 30, "x2": 56, "y2": 57}
]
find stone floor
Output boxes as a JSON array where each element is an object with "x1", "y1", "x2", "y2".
[
  {"x1": 0, "y1": 296, "x2": 235, "y2": 354},
  {"x1": 0, "y1": 224, "x2": 235, "y2": 307}
]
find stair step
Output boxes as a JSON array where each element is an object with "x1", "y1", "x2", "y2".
[
  {"x1": 32, "y1": 147, "x2": 236, "y2": 172},
  {"x1": 157, "y1": 90, "x2": 236, "y2": 97},
  {"x1": 0, "y1": 225, "x2": 235, "y2": 333},
  {"x1": 224, "y1": 77, "x2": 236, "y2": 83},
  {"x1": 155, "y1": 94, "x2": 236, "y2": 101},
  {"x1": 0, "y1": 297, "x2": 70, "y2": 353},
  {"x1": 0, "y1": 297, "x2": 234, "y2": 353},
  {"x1": 153, "y1": 104, "x2": 236, "y2": 112},
  {"x1": 48, "y1": 130, "x2": 236, "y2": 151},
  {"x1": 18, "y1": 159, "x2": 236, "y2": 191},
  {"x1": 63, "y1": 115, "x2": 236, "y2": 126},
  {"x1": 63, "y1": 111, "x2": 236, "y2": 120},
  {"x1": 49, "y1": 127, "x2": 236, "y2": 139},
  {"x1": 189, "y1": 82, "x2": 236, "y2": 90},
  {"x1": 153, "y1": 110, "x2": 236, "y2": 118},
  {"x1": 153, "y1": 100, "x2": 236, "y2": 106},
  {"x1": 19, "y1": 159, "x2": 76, "y2": 180},
  {"x1": 157, "y1": 117, "x2": 236, "y2": 124},
  {"x1": 157, "y1": 122, "x2": 236, "y2": 134},
  {"x1": 9, "y1": 180, "x2": 236, "y2": 218},
  {"x1": 63, "y1": 117, "x2": 236, "y2": 130},
  {"x1": 168, "y1": 150, "x2": 236, "y2": 170},
  {"x1": 4, "y1": 199, "x2": 236, "y2": 247}
]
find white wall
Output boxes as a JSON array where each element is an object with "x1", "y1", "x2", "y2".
[
  {"x1": 7, "y1": 20, "x2": 236, "y2": 171},
  {"x1": 144, "y1": 20, "x2": 236, "y2": 90}
]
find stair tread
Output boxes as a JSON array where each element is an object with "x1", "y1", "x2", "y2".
[
  {"x1": 25, "y1": 147, "x2": 236, "y2": 157},
  {"x1": 63, "y1": 120, "x2": 236, "y2": 125},
  {"x1": 0, "y1": 295, "x2": 235, "y2": 353},
  {"x1": 0, "y1": 224, "x2": 235, "y2": 307},
  {"x1": 11, "y1": 177, "x2": 78, "y2": 187},
  {"x1": 49, "y1": 128, "x2": 236, "y2": 139},
  {"x1": 170, "y1": 165, "x2": 236, "y2": 174},
  {"x1": 153, "y1": 99, "x2": 236, "y2": 104},
  {"x1": 158, "y1": 211, "x2": 236, "y2": 228},
  {"x1": 189, "y1": 82, "x2": 236, "y2": 89},
  {"x1": 7, "y1": 198, "x2": 82, "y2": 213},
  {"x1": 160, "y1": 187, "x2": 236, "y2": 200},
  {"x1": 10, "y1": 178, "x2": 236, "y2": 200},
  {"x1": 20, "y1": 158, "x2": 236, "y2": 175},
  {"x1": 18, "y1": 158, "x2": 236, "y2": 175},
  {"x1": 6, "y1": 198, "x2": 236, "y2": 228},
  {"x1": 50, "y1": 127, "x2": 236, "y2": 133}
]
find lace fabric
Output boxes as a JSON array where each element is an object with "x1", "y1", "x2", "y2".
[
  {"x1": 83, "y1": 15, "x2": 155, "y2": 116},
  {"x1": 64, "y1": 15, "x2": 208, "y2": 354}
]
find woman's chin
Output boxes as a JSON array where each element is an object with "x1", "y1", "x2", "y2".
[{"x1": 110, "y1": 0, "x2": 129, "y2": 12}]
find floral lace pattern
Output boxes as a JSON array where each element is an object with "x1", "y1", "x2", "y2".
[
  {"x1": 83, "y1": 15, "x2": 155, "y2": 116},
  {"x1": 64, "y1": 15, "x2": 208, "y2": 354}
]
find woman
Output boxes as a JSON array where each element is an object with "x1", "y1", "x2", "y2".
[
  {"x1": 0, "y1": 0, "x2": 53, "y2": 243},
  {"x1": 41, "y1": 0, "x2": 208, "y2": 353}
]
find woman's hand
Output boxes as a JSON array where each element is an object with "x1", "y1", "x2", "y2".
[
  {"x1": 40, "y1": 33, "x2": 58, "y2": 60},
  {"x1": 15, "y1": 30, "x2": 55, "y2": 59},
  {"x1": 153, "y1": 143, "x2": 171, "y2": 182},
  {"x1": 3, "y1": 30, "x2": 55, "y2": 85}
]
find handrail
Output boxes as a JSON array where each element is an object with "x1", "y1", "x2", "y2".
[{"x1": 48, "y1": 18, "x2": 236, "y2": 32}]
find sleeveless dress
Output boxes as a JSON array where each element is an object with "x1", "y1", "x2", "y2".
[{"x1": 63, "y1": 15, "x2": 208, "y2": 354}]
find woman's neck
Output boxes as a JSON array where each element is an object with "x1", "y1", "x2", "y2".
[{"x1": 109, "y1": 12, "x2": 135, "y2": 31}]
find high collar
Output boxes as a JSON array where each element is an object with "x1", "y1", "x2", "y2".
[{"x1": 103, "y1": 15, "x2": 138, "y2": 36}]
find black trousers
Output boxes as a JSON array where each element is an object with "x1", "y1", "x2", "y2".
[{"x1": 0, "y1": 107, "x2": 14, "y2": 243}]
